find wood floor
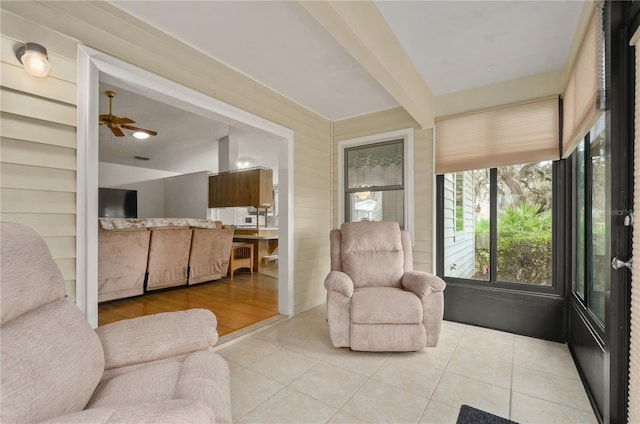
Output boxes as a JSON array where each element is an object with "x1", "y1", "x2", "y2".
[{"x1": 98, "y1": 272, "x2": 279, "y2": 337}]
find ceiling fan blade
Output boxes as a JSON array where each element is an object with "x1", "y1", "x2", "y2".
[
  {"x1": 110, "y1": 126, "x2": 126, "y2": 137},
  {"x1": 114, "y1": 116, "x2": 136, "y2": 125},
  {"x1": 120, "y1": 124, "x2": 158, "y2": 136}
]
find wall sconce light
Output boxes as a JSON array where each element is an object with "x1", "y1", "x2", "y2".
[{"x1": 15, "y1": 42, "x2": 51, "y2": 77}]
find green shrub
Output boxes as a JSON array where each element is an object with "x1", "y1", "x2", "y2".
[{"x1": 474, "y1": 202, "x2": 552, "y2": 285}]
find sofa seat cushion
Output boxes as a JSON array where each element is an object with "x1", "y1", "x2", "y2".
[
  {"x1": 87, "y1": 351, "x2": 231, "y2": 423},
  {"x1": 351, "y1": 287, "x2": 423, "y2": 324}
]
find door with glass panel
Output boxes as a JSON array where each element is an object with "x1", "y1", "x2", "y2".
[{"x1": 568, "y1": 2, "x2": 635, "y2": 422}]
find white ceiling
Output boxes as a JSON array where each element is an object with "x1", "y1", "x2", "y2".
[
  {"x1": 103, "y1": 0, "x2": 584, "y2": 174},
  {"x1": 99, "y1": 81, "x2": 282, "y2": 174},
  {"x1": 376, "y1": 1, "x2": 583, "y2": 96}
]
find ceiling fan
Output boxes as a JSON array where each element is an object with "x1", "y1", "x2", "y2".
[{"x1": 99, "y1": 90, "x2": 158, "y2": 138}]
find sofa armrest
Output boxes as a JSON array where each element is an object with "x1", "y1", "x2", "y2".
[
  {"x1": 402, "y1": 271, "x2": 446, "y2": 298},
  {"x1": 40, "y1": 399, "x2": 215, "y2": 423},
  {"x1": 324, "y1": 271, "x2": 354, "y2": 298},
  {"x1": 96, "y1": 309, "x2": 218, "y2": 370}
]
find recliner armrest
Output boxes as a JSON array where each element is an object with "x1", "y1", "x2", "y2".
[
  {"x1": 96, "y1": 309, "x2": 218, "y2": 370},
  {"x1": 324, "y1": 271, "x2": 354, "y2": 298},
  {"x1": 402, "y1": 271, "x2": 446, "y2": 298}
]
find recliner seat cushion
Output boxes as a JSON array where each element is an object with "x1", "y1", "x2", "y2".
[
  {"x1": 340, "y1": 222, "x2": 404, "y2": 289},
  {"x1": 88, "y1": 351, "x2": 231, "y2": 424},
  {"x1": 351, "y1": 287, "x2": 423, "y2": 324}
]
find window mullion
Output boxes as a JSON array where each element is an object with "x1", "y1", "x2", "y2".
[
  {"x1": 584, "y1": 135, "x2": 593, "y2": 307},
  {"x1": 490, "y1": 168, "x2": 498, "y2": 283}
]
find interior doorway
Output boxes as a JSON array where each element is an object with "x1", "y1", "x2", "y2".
[{"x1": 76, "y1": 45, "x2": 294, "y2": 329}]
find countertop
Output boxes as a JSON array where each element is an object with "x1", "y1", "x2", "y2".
[{"x1": 233, "y1": 234, "x2": 278, "y2": 240}]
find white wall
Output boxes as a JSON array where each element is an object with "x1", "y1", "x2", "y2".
[
  {"x1": 164, "y1": 171, "x2": 210, "y2": 219},
  {"x1": 99, "y1": 162, "x2": 179, "y2": 218},
  {"x1": 99, "y1": 162, "x2": 179, "y2": 187}
]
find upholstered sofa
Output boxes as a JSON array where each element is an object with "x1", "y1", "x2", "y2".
[
  {"x1": 1, "y1": 222, "x2": 231, "y2": 423},
  {"x1": 98, "y1": 218, "x2": 234, "y2": 301},
  {"x1": 325, "y1": 221, "x2": 446, "y2": 352}
]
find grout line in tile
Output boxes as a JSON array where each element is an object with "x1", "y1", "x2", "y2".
[
  {"x1": 512, "y1": 362, "x2": 581, "y2": 381},
  {"x1": 511, "y1": 390, "x2": 599, "y2": 416}
]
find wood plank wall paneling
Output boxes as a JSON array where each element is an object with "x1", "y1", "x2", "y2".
[
  {"x1": 1, "y1": 3, "x2": 332, "y2": 315},
  {"x1": 0, "y1": 31, "x2": 79, "y2": 298},
  {"x1": 333, "y1": 107, "x2": 435, "y2": 273}
]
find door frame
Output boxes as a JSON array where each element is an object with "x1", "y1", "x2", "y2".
[
  {"x1": 568, "y1": 2, "x2": 635, "y2": 422},
  {"x1": 76, "y1": 45, "x2": 295, "y2": 327}
]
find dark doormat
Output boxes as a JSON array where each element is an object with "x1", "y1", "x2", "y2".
[{"x1": 456, "y1": 405, "x2": 518, "y2": 424}]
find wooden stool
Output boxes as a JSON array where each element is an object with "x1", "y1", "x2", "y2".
[{"x1": 229, "y1": 242, "x2": 253, "y2": 279}]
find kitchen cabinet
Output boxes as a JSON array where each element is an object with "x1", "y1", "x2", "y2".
[{"x1": 208, "y1": 167, "x2": 273, "y2": 208}]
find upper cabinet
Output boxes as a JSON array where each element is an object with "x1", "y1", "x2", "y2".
[{"x1": 208, "y1": 167, "x2": 273, "y2": 208}]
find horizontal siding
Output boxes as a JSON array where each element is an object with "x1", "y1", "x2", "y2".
[
  {"x1": 1, "y1": 5, "x2": 332, "y2": 315},
  {"x1": 0, "y1": 137, "x2": 76, "y2": 170},
  {"x1": 0, "y1": 88, "x2": 76, "y2": 126},
  {"x1": 333, "y1": 107, "x2": 435, "y2": 273},
  {"x1": 0, "y1": 112, "x2": 77, "y2": 148},
  {"x1": 43, "y1": 236, "x2": 76, "y2": 259},
  {"x1": 1, "y1": 163, "x2": 76, "y2": 192},
  {"x1": 0, "y1": 213, "x2": 76, "y2": 236},
  {"x1": 0, "y1": 188, "x2": 76, "y2": 213}
]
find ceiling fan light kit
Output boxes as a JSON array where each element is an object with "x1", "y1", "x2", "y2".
[
  {"x1": 133, "y1": 131, "x2": 150, "y2": 140},
  {"x1": 99, "y1": 90, "x2": 158, "y2": 138}
]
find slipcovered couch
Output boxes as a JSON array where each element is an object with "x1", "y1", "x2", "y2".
[
  {"x1": 98, "y1": 218, "x2": 234, "y2": 301},
  {"x1": 1, "y1": 222, "x2": 231, "y2": 423}
]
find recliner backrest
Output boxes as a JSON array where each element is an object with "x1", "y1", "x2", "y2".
[
  {"x1": 1, "y1": 222, "x2": 105, "y2": 423},
  {"x1": 339, "y1": 221, "x2": 405, "y2": 289}
]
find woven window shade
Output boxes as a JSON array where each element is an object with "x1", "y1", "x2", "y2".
[
  {"x1": 434, "y1": 96, "x2": 559, "y2": 174},
  {"x1": 628, "y1": 26, "x2": 640, "y2": 424},
  {"x1": 562, "y1": 8, "x2": 605, "y2": 158}
]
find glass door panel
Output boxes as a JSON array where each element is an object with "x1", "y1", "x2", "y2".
[{"x1": 588, "y1": 116, "x2": 608, "y2": 324}]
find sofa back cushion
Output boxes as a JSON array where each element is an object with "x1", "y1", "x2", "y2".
[{"x1": 340, "y1": 221, "x2": 405, "y2": 289}]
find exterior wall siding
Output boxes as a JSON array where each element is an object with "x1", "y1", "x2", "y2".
[
  {"x1": 442, "y1": 172, "x2": 475, "y2": 279},
  {"x1": 0, "y1": 30, "x2": 78, "y2": 296},
  {"x1": 0, "y1": 2, "x2": 331, "y2": 315},
  {"x1": 333, "y1": 107, "x2": 434, "y2": 273}
]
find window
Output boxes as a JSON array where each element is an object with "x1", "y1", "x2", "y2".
[
  {"x1": 573, "y1": 115, "x2": 608, "y2": 324},
  {"x1": 441, "y1": 160, "x2": 553, "y2": 287},
  {"x1": 344, "y1": 139, "x2": 405, "y2": 228}
]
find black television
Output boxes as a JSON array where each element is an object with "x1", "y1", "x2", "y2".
[{"x1": 98, "y1": 188, "x2": 137, "y2": 218}]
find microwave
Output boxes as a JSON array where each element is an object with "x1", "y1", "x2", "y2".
[{"x1": 243, "y1": 215, "x2": 265, "y2": 226}]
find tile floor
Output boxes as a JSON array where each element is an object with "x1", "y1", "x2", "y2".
[{"x1": 215, "y1": 305, "x2": 598, "y2": 424}]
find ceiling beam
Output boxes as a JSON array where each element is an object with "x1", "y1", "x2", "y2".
[{"x1": 301, "y1": 0, "x2": 435, "y2": 128}]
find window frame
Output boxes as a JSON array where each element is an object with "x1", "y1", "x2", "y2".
[
  {"x1": 571, "y1": 134, "x2": 607, "y2": 334},
  {"x1": 436, "y1": 161, "x2": 564, "y2": 296},
  {"x1": 337, "y1": 128, "x2": 415, "y2": 239}
]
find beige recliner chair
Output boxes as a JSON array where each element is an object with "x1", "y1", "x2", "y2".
[
  {"x1": 0, "y1": 222, "x2": 231, "y2": 423},
  {"x1": 325, "y1": 221, "x2": 446, "y2": 352}
]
